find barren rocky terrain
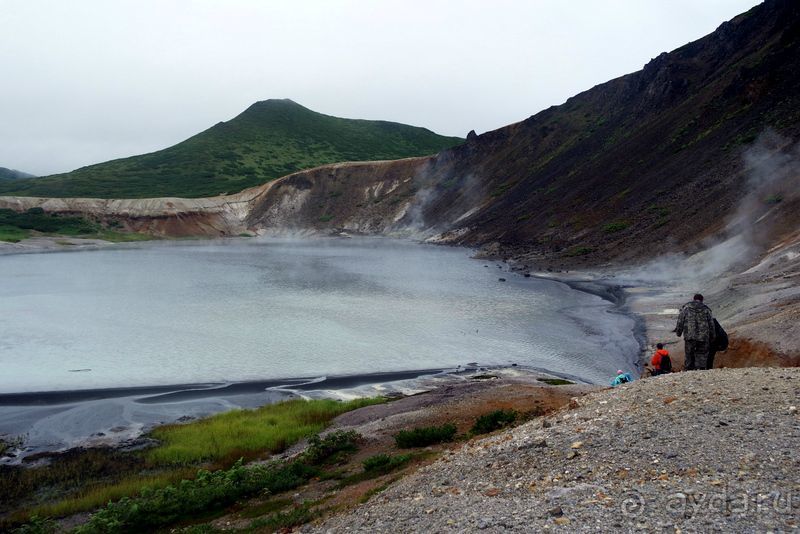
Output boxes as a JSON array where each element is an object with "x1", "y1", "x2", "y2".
[{"x1": 305, "y1": 368, "x2": 800, "y2": 533}]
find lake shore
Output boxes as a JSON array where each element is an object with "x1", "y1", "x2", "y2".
[{"x1": 0, "y1": 366, "x2": 589, "y2": 463}]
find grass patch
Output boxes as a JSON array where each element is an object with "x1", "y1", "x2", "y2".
[
  {"x1": 42, "y1": 431, "x2": 361, "y2": 533},
  {"x1": 0, "y1": 436, "x2": 22, "y2": 456},
  {"x1": 441, "y1": 177, "x2": 457, "y2": 189},
  {"x1": 358, "y1": 476, "x2": 401, "y2": 503},
  {"x1": 318, "y1": 214, "x2": 334, "y2": 223},
  {"x1": 470, "y1": 410, "x2": 517, "y2": 435},
  {"x1": 6, "y1": 405, "x2": 379, "y2": 531},
  {"x1": 238, "y1": 497, "x2": 294, "y2": 518},
  {"x1": 538, "y1": 378, "x2": 575, "y2": 386},
  {"x1": 0, "y1": 447, "x2": 145, "y2": 516},
  {"x1": 249, "y1": 501, "x2": 318, "y2": 532},
  {"x1": 148, "y1": 398, "x2": 382, "y2": 466},
  {"x1": 335, "y1": 453, "x2": 413, "y2": 488},
  {"x1": 470, "y1": 374, "x2": 498, "y2": 380},
  {"x1": 647, "y1": 205, "x2": 670, "y2": 217},
  {"x1": 0, "y1": 224, "x2": 29, "y2": 242},
  {"x1": 490, "y1": 180, "x2": 518, "y2": 197},
  {"x1": 602, "y1": 221, "x2": 629, "y2": 233},
  {"x1": 28, "y1": 469, "x2": 196, "y2": 520},
  {"x1": 765, "y1": 193, "x2": 783, "y2": 204},
  {"x1": 564, "y1": 246, "x2": 593, "y2": 257},
  {"x1": 394, "y1": 424, "x2": 457, "y2": 448},
  {"x1": 95, "y1": 230, "x2": 153, "y2": 242}
]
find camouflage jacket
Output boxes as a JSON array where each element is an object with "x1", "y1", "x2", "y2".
[{"x1": 675, "y1": 300, "x2": 716, "y2": 343}]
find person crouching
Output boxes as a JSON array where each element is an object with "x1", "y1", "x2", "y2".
[{"x1": 650, "y1": 343, "x2": 672, "y2": 376}]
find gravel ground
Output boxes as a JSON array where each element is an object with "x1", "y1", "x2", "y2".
[{"x1": 304, "y1": 368, "x2": 800, "y2": 533}]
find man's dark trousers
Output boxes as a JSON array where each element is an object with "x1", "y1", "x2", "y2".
[{"x1": 685, "y1": 340, "x2": 709, "y2": 371}]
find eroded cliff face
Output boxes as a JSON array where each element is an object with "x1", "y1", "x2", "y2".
[
  {"x1": 0, "y1": 182, "x2": 274, "y2": 237},
  {"x1": 245, "y1": 158, "x2": 431, "y2": 237}
]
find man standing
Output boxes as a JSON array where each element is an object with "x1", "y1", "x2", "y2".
[{"x1": 675, "y1": 294, "x2": 715, "y2": 371}]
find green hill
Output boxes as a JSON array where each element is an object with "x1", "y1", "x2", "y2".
[
  {"x1": 0, "y1": 167, "x2": 35, "y2": 180},
  {"x1": 0, "y1": 100, "x2": 463, "y2": 198}
]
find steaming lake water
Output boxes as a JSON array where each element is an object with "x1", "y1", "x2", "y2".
[
  {"x1": 0, "y1": 238, "x2": 638, "y2": 453},
  {"x1": 1, "y1": 238, "x2": 638, "y2": 393}
]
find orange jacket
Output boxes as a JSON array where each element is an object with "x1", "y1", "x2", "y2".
[{"x1": 651, "y1": 349, "x2": 670, "y2": 370}]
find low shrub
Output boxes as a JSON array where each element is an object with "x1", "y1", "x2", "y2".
[
  {"x1": 72, "y1": 460, "x2": 318, "y2": 534},
  {"x1": 249, "y1": 502, "x2": 317, "y2": 531},
  {"x1": 362, "y1": 453, "x2": 412, "y2": 473},
  {"x1": 394, "y1": 424, "x2": 457, "y2": 448},
  {"x1": 300, "y1": 430, "x2": 360, "y2": 466},
  {"x1": 335, "y1": 453, "x2": 413, "y2": 489},
  {"x1": 471, "y1": 410, "x2": 518, "y2": 435},
  {"x1": 602, "y1": 221, "x2": 629, "y2": 233},
  {"x1": 10, "y1": 515, "x2": 56, "y2": 534}
]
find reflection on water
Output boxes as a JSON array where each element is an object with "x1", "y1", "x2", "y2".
[{"x1": 0, "y1": 237, "x2": 638, "y2": 393}]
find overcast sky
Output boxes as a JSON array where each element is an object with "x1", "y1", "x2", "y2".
[{"x1": 1, "y1": 0, "x2": 761, "y2": 176}]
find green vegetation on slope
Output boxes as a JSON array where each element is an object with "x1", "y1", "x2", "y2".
[
  {"x1": 148, "y1": 398, "x2": 384, "y2": 466},
  {"x1": 2, "y1": 398, "x2": 383, "y2": 526},
  {"x1": 0, "y1": 167, "x2": 35, "y2": 180},
  {"x1": 0, "y1": 99, "x2": 463, "y2": 199},
  {"x1": 0, "y1": 208, "x2": 150, "y2": 243}
]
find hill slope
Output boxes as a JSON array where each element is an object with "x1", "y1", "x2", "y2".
[
  {"x1": 0, "y1": 167, "x2": 35, "y2": 180},
  {"x1": 230, "y1": 0, "x2": 800, "y2": 266},
  {"x1": 0, "y1": 99, "x2": 463, "y2": 198},
  {"x1": 406, "y1": 0, "x2": 800, "y2": 264}
]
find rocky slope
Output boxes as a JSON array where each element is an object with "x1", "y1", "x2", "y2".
[{"x1": 304, "y1": 368, "x2": 800, "y2": 533}]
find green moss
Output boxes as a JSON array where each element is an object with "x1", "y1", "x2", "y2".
[
  {"x1": 538, "y1": 378, "x2": 574, "y2": 386},
  {"x1": 490, "y1": 180, "x2": 518, "y2": 197},
  {"x1": 565, "y1": 246, "x2": 593, "y2": 257},
  {"x1": 602, "y1": 221, "x2": 630, "y2": 233}
]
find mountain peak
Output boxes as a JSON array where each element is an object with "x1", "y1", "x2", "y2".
[
  {"x1": 0, "y1": 101, "x2": 463, "y2": 198},
  {"x1": 247, "y1": 98, "x2": 304, "y2": 110}
]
